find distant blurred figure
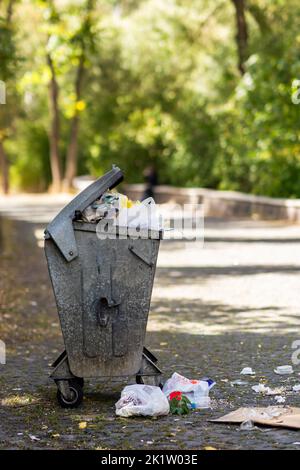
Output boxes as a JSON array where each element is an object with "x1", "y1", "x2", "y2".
[{"x1": 142, "y1": 165, "x2": 158, "y2": 201}]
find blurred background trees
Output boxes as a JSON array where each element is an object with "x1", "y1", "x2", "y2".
[
  {"x1": 0, "y1": 0, "x2": 300, "y2": 197},
  {"x1": 0, "y1": 0, "x2": 19, "y2": 194}
]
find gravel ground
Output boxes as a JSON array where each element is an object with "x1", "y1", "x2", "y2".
[{"x1": 1, "y1": 197, "x2": 300, "y2": 449}]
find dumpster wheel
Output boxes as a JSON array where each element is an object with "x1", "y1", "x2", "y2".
[
  {"x1": 75, "y1": 377, "x2": 84, "y2": 388},
  {"x1": 56, "y1": 379, "x2": 83, "y2": 408}
]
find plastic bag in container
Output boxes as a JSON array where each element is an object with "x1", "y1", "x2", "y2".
[
  {"x1": 118, "y1": 197, "x2": 163, "y2": 231},
  {"x1": 115, "y1": 385, "x2": 170, "y2": 417},
  {"x1": 81, "y1": 191, "x2": 128, "y2": 223}
]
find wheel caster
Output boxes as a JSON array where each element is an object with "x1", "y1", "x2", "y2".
[
  {"x1": 74, "y1": 377, "x2": 84, "y2": 388},
  {"x1": 56, "y1": 380, "x2": 83, "y2": 408},
  {"x1": 136, "y1": 375, "x2": 163, "y2": 388}
]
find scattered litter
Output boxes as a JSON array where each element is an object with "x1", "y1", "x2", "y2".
[
  {"x1": 292, "y1": 384, "x2": 300, "y2": 392},
  {"x1": 240, "y1": 367, "x2": 255, "y2": 375},
  {"x1": 210, "y1": 406, "x2": 300, "y2": 430},
  {"x1": 252, "y1": 383, "x2": 284, "y2": 395},
  {"x1": 274, "y1": 365, "x2": 293, "y2": 375},
  {"x1": 115, "y1": 385, "x2": 169, "y2": 417},
  {"x1": 78, "y1": 421, "x2": 87, "y2": 430},
  {"x1": 169, "y1": 391, "x2": 191, "y2": 415},
  {"x1": 252, "y1": 383, "x2": 268, "y2": 394},
  {"x1": 274, "y1": 395, "x2": 286, "y2": 404},
  {"x1": 162, "y1": 372, "x2": 215, "y2": 409},
  {"x1": 231, "y1": 380, "x2": 248, "y2": 386},
  {"x1": 29, "y1": 434, "x2": 40, "y2": 441},
  {"x1": 240, "y1": 420, "x2": 255, "y2": 431},
  {"x1": 293, "y1": 442, "x2": 300, "y2": 445},
  {"x1": 257, "y1": 427, "x2": 272, "y2": 433}
]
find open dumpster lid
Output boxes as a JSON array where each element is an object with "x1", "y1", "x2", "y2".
[{"x1": 44, "y1": 165, "x2": 123, "y2": 262}]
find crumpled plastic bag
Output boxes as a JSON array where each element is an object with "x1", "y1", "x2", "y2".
[
  {"x1": 162, "y1": 372, "x2": 215, "y2": 409},
  {"x1": 81, "y1": 191, "x2": 124, "y2": 223},
  {"x1": 115, "y1": 384, "x2": 170, "y2": 417},
  {"x1": 81, "y1": 191, "x2": 163, "y2": 231},
  {"x1": 118, "y1": 197, "x2": 163, "y2": 231}
]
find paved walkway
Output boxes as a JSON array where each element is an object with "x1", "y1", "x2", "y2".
[{"x1": 1, "y1": 195, "x2": 300, "y2": 449}]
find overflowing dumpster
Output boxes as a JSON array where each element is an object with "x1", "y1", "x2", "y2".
[{"x1": 44, "y1": 166, "x2": 163, "y2": 407}]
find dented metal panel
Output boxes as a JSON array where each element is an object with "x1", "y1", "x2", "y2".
[
  {"x1": 44, "y1": 166, "x2": 162, "y2": 384},
  {"x1": 45, "y1": 231, "x2": 160, "y2": 377}
]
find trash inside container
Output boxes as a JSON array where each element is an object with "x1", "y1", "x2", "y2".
[{"x1": 44, "y1": 166, "x2": 163, "y2": 408}]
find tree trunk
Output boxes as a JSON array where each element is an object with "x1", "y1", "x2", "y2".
[
  {"x1": 0, "y1": 141, "x2": 9, "y2": 194},
  {"x1": 63, "y1": 54, "x2": 85, "y2": 191},
  {"x1": 247, "y1": 2, "x2": 271, "y2": 35},
  {"x1": 47, "y1": 53, "x2": 62, "y2": 192},
  {"x1": 63, "y1": 114, "x2": 80, "y2": 191},
  {"x1": 231, "y1": 0, "x2": 248, "y2": 75},
  {"x1": 6, "y1": 0, "x2": 14, "y2": 22}
]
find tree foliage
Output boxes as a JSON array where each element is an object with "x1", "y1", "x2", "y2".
[{"x1": 0, "y1": 0, "x2": 300, "y2": 197}]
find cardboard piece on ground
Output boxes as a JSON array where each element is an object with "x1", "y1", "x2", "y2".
[{"x1": 210, "y1": 407, "x2": 300, "y2": 430}]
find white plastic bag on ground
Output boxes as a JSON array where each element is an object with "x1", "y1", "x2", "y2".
[
  {"x1": 162, "y1": 372, "x2": 215, "y2": 409},
  {"x1": 115, "y1": 385, "x2": 170, "y2": 417}
]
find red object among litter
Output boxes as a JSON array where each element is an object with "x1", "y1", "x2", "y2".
[{"x1": 169, "y1": 391, "x2": 182, "y2": 401}]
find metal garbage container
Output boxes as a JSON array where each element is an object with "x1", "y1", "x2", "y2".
[{"x1": 44, "y1": 166, "x2": 163, "y2": 408}]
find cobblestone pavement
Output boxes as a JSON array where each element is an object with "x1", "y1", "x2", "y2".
[{"x1": 1, "y1": 196, "x2": 300, "y2": 449}]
